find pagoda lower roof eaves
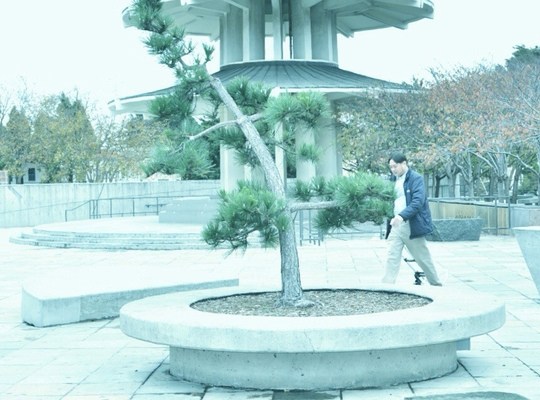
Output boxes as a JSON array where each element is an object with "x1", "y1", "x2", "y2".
[
  {"x1": 109, "y1": 60, "x2": 408, "y2": 113},
  {"x1": 128, "y1": 60, "x2": 406, "y2": 97},
  {"x1": 213, "y1": 60, "x2": 407, "y2": 91}
]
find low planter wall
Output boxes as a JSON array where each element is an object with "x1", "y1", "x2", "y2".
[
  {"x1": 119, "y1": 284, "x2": 505, "y2": 390},
  {"x1": 427, "y1": 218, "x2": 483, "y2": 242}
]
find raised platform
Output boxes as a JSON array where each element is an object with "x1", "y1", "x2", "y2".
[
  {"x1": 10, "y1": 216, "x2": 210, "y2": 250},
  {"x1": 22, "y1": 265, "x2": 238, "y2": 327},
  {"x1": 9, "y1": 216, "x2": 270, "y2": 250}
]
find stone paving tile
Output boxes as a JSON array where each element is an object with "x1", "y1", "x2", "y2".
[
  {"x1": 65, "y1": 381, "x2": 143, "y2": 396},
  {"x1": 64, "y1": 395, "x2": 132, "y2": 400},
  {"x1": 138, "y1": 364, "x2": 206, "y2": 395},
  {"x1": 133, "y1": 395, "x2": 202, "y2": 400},
  {"x1": 4, "y1": 381, "x2": 76, "y2": 397},
  {"x1": 15, "y1": 365, "x2": 96, "y2": 384},
  {"x1": 408, "y1": 380, "x2": 483, "y2": 397},
  {"x1": 203, "y1": 387, "x2": 274, "y2": 399},
  {"x1": 271, "y1": 390, "x2": 339, "y2": 399},
  {"x1": 408, "y1": 365, "x2": 482, "y2": 395},
  {"x1": 0, "y1": 365, "x2": 42, "y2": 385},
  {"x1": 459, "y1": 356, "x2": 538, "y2": 378},
  {"x1": 342, "y1": 385, "x2": 413, "y2": 399},
  {"x1": 505, "y1": 349, "x2": 540, "y2": 366},
  {"x1": 473, "y1": 377, "x2": 540, "y2": 399}
]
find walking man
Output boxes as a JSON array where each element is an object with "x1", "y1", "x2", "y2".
[{"x1": 383, "y1": 152, "x2": 443, "y2": 286}]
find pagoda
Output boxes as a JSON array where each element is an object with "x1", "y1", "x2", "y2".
[{"x1": 110, "y1": 0, "x2": 434, "y2": 189}]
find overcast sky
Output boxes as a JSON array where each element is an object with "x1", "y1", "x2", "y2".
[{"x1": 1, "y1": 0, "x2": 538, "y2": 113}]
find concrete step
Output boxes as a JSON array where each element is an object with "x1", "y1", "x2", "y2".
[
  {"x1": 9, "y1": 216, "x2": 379, "y2": 250},
  {"x1": 9, "y1": 220, "x2": 261, "y2": 250},
  {"x1": 10, "y1": 236, "x2": 214, "y2": 250},
  {"x1": 31, "y1": 227, "x2": 203, "y2": 239}
]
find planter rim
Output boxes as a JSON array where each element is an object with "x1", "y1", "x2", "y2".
[{"x1": 120, "y1": 284, "x2": 505, "y2": 353}]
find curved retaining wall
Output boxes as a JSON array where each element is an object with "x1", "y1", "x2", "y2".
[{"x1": 120, "y1": 284, "x2": 505, "y2": 390}]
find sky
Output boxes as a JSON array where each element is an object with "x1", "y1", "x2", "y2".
[{"x1": 1, "y1": 0, "x2": 539, "y2": 114}]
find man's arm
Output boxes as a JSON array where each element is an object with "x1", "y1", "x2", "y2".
[{"x1": 398, "y1": 172, "x2": 426, "y2": 221}]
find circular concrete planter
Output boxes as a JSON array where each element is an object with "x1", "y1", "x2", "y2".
[
  {"x1": 119, "y1": 284, "x2": 505, "y2": 390},
  {"x1": 513, "y1": 226, "x2": 540, "y2": 295}
]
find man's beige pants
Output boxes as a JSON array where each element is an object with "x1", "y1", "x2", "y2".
[{"x1": 383, "y1": 221, "x2": 442, "y2": 286}]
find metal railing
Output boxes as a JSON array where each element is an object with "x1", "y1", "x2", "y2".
[{"x1": 64, "y1": 195, "x2": 182, "y2": 221}]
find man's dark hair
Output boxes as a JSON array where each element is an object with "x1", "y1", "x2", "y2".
[{"x1": 388, "y1": 152, "x2": 407, "y2": 164}]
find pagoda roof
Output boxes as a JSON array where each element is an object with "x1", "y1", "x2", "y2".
[
  {"x1": 213, "y1": 60, "x2": 406, "y2": 91},
  {"x1": 118, "y1": 60, "x2": 406, "y2": 99},
  {"x1": 108, "y1": 60, "x2": 408, "y2": 113}
]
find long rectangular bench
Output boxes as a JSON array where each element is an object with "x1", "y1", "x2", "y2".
[{"x1": 21, "y1": 265, "x2": 238, "y2": 327}]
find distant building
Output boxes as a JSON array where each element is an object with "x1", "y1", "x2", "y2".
[{"x1": 1, "y1": 163, "x2": 44, "y2": 184}]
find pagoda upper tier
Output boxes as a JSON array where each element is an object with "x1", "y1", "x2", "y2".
[{"x1": 122, "y1": 0, "x2": 434, "y2": 66}]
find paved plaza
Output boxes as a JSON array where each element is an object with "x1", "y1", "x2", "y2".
[{"x1": 1, "y1": 219, "x2": 540, "y2": 399}]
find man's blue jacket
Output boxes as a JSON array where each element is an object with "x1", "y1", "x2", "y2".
[{"x1": 389, "y1": 168, "x2": 433, "y2": 239}]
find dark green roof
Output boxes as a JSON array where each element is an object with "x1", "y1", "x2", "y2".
[
  {"x1": 118, "y1": 60, "x2": 407, "y2": 102},
  {"x1": 213, "y1": 60, "x2": 406, "y2": 90}
]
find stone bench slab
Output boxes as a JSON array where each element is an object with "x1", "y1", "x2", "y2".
[
  {"x1": 427, "y1": 218, "x2": 483, "y2": 242},
  {"x1": 21, "y1": 265, "x2": 238, "y2": 327}
]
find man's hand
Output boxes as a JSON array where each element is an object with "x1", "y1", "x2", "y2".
[{"x1": 390, "y1": 215, "x2": 404, "y2": 227}]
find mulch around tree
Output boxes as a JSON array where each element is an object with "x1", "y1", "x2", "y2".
[{"x1": 191, "y1": 289, "x2": 431, "y2": 317}]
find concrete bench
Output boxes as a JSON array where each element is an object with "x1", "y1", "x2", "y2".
[
  {"x1": 21, "y1": 265, "x2": 238, "y2": 327},
  {"x1": 427, "y1": 218, "x2": 483, "y2": 241}
]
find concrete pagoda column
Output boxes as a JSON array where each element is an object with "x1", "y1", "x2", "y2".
[
  {"x1": 290, "y1": 0, "x2": 312, "y2": 59},
  {"x1": 311, "y1": 3, "x2": 338, "y2": 63},
  {"x1": 316, "y1": 113, "x2": 340, "y2": 178},
  {"x1": 245, "y1": 0, "x2": 265, "y2": 61},
  {"x1": 220, "y1": 6, "x2": 243, "y2": 65}
]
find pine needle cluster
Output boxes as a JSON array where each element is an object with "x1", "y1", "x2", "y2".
[{"x1": 202, "y1": 181, "x2": 288, "y2": 251}]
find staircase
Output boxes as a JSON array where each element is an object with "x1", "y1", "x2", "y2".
[
  {"x1": 10, "y1": 215, "x2": 381, "y2": 251},
  {"x1": 10, "y1": 227, "x2": 213, "y2": 250},
  {"x1": 9, "y1": 216, "x2": 226, "y2": 251}
]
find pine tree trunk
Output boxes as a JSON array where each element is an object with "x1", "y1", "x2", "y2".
[
  {"x1": 209, "y1": 76, "x2": 304, "y2": 303},
  {"x1": 279, "y1": 210, "x2": 303, "y2": 304}
]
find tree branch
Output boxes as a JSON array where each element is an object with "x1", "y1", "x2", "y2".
[{"x1": 188, "y1": 112, "x2": 264, "y2": 142}]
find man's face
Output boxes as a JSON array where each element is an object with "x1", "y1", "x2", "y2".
[{"x1": 389, "y1": 160, "x2": 407, "y2": 177}]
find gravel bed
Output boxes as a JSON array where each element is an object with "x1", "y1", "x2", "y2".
[{"x1": 191, "y1": 289, "x2": 431, "y2": 317}]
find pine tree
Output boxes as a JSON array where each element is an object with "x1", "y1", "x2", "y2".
[{"x1": 129, "y1": 0, "x2": 394, "y2": 306}]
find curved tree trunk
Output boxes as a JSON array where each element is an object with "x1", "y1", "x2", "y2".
[
  {"x1": 279, "y1": 213, "x2": 303, "y2": 304},
  {"x1": 209, "y1": 76, "x2": 303, "y2": 304}
]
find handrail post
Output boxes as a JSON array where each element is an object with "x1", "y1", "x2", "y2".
[{"x1": 494, "y1": 196, "x2": 499, "y2": 236}]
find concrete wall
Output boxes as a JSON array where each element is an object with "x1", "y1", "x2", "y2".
[
  {"x1": 0, "y1": 180, "x2": 220, "y2": 228},
  {"x1": 511, "y1": 205, "x2": 540, "y2": 228}
]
